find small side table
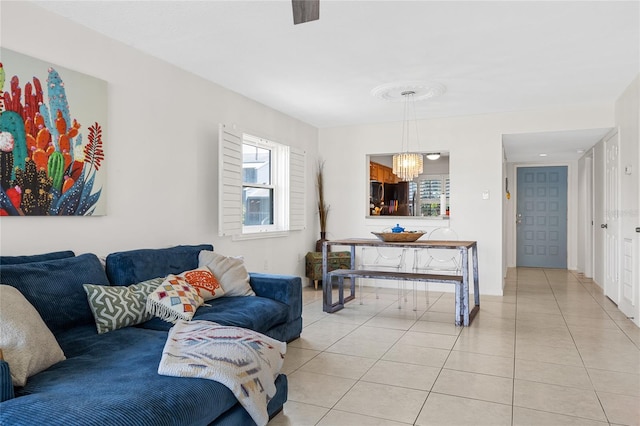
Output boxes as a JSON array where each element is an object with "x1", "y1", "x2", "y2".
[{"x1": 305, "y1": 251, "x2": 351, "y2": 290}]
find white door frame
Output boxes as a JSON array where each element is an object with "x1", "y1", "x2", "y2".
[
  {"x1": 604, "y1": 131, "x2": 620, "y2": 303},
  {"x1": 578, "y1": 152, "x2": 594, "y2": 277},
  {"x1": 593, "y1": 141, "x2": 606, "y2": 287}
]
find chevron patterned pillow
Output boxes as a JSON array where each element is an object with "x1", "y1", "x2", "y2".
[{"x1": 83, "y1": 277, "x2": 164, "y2": 334}]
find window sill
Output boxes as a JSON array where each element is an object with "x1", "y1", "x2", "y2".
[{"x1": 231, "y1": 231, "x2": 290, "y2": 241}]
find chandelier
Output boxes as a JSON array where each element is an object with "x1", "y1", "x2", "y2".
[{"x1": 393, "y1": 91, "x2": 423, "y2": 181}]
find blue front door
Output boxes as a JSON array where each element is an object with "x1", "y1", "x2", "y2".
[{"x1": 516, "y1": 166, "x2": 568, "y2": 268}]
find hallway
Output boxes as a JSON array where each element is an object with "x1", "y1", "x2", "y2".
[{"x1": 273, "y1": 268, "x2": 640, "y2": 425}]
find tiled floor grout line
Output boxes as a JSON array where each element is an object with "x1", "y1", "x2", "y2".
[
  {"x1": 322, "y1": 291, "x2": 417, "y2": 426},
  {"x1": 527, "y1": 269, "x2": 616, "y2": 425},
  {"x1": 574, "y1": 272, "x2": 640, "y2": 350},
  {"x1": 545, "y1": 269, "x2": 616, "y2": 425},
  {"x1": 409, "y1": 290, "x2": 464, "y2": 426},
  {"x1": 300, "y1": 288, "x2": 421, "y2": 425},
  {"x1": 305, "y1": 288, "x2": 462, "y2": 425},
  {"x1": 511, "y1": 275, "x2": 519, "y2": 426},
  {"x1": 512, "y1": 269, "x2": 611, "y2": 426}
]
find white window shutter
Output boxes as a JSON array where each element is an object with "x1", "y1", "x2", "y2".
[
  {"x1": 218, "y1": 124, "x2": 243, "y2": 237},
  {"x1": 290, "y1": 147, "x2": 306, "y2": 231}
]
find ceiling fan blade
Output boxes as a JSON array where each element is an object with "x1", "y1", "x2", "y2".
[{"x1": 292, "y1": 0, "x2": 319, "y2": 25}]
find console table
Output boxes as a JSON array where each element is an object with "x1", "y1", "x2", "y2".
[{"x1": 322, "y1": 238, "x2": 479, "y2": 326}]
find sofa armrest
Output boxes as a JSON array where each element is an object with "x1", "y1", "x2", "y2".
[
  {"x1": 0, "y1": 352, "x2": 15, "y2": 402},
  {"x1": 249, "y1": 273, "x2": 302, "y2": 322}
]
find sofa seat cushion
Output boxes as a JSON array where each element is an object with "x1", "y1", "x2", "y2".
[
  {"x1": 4, "y1": 325, "x2": 242, "y2": 425},
  {"x1": 139, "y1": 296, "x2": 289, "y2": 335}
]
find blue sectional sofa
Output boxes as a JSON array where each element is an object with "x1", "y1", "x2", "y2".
[{"x1": 0, "y1": 245, "x2": 303, "y2": 426}]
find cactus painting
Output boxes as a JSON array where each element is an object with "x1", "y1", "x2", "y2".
[{"x1": 0, "y1": 49, "x2": 107, "y2": 216}]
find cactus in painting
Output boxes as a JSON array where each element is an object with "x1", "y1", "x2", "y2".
[
  {"x1": 40, "y1": 68, "x2": 73, "y2": 155},
  {"x1": 0, "y1": 129, "x2": 14, "y2": 189},
  {"x1": 0, "y1": 110, "x2": 28, "y2": 181},
  {"x1": 47, "y1": 151, "x2": 65, "y2": 192},
  {"x1": 0, "y1": 151, "x2": 12, "y2": 190},
  {"x1": 0, "y1": 62, "x2": 5, "y2": 112},
  {"x1": 15, "y1": 158, "x2": 38, "y2": 215},
  {"x1": 15, "y1": 158, "x2": 53, "y2": 215},
  {"x1": 36, "y1": 169, "x2": 53, "y2": 214}
]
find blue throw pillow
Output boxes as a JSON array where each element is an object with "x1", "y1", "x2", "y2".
[
  {"x1": 0, "y1": 250, "x2": 75, "y2": 265},
  {"x1": 0, "y1": 253, "x2": 109, "y2": 335},
  {"x1": 105, "y1": 244, "x2": 213, "y2": 286}
]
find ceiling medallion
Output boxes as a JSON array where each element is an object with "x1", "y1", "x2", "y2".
[{"x1": 371, "y1": 81, "x2": 446, "y2": 102}]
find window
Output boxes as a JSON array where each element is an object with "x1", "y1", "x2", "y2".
[
  {"x1": 219, "y1": 124, "x2": 305, "y2": 238},
  {"x1": 242, "y1": 135, "x2": 277, "y2": 231},
  {"x1": 418, "y1": 175, "x2": 450, "y2": 217}
]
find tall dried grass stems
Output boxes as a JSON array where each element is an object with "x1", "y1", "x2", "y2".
[{"x1": 316, "y1": 160, "x2": 329, "y2": 233}]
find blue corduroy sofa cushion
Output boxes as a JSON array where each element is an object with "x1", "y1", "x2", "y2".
[
  {"x1": 0, "y1": 360, "x2": 14, "y2": 402},
  {"x1": 105, "y1": 244, "x2": 214, "y2": 285},
  {"x1": 1, "y1": 325, "x2": 288, "y2": 426},
  {"x1": 0, "y1": 250, "x2": 75, "y2": 265},
  {"x1": 139, "y1": 296, "x2": 290, "y2": 333},
  {"x1": 0, "y1": 254, "x2": 109, "y2": 336}
]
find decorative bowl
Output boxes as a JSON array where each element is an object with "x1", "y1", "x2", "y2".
[{"x1": 371, "y1": 231, "x2": 425, "y2": 242}]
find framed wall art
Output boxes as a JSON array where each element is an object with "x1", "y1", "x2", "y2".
[{"x1": 0, "y1": 48, "x2": 107, "y2": 216}]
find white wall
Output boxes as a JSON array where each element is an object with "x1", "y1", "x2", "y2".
[
  {"x1": 321, "y1": 106, "x2": 614, "y2": 296},
  {"x1": 0, "y1": 1, "x2": 319, "y2": 277}
]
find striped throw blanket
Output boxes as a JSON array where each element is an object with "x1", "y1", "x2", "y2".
[{"x1": 158, "y1": 320, "x2": 286, "y2": 426}]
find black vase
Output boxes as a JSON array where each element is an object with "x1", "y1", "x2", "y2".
[{"x1": 315, "y1": 232, "x2": 328, "y2": 252}]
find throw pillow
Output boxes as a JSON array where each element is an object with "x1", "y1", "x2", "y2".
[
  {"x1": 0, "y1": 285, "x2": 66, "y2": 387},
  {"x1": 0, "y1": 250, "x2": 75, "y2": 265},
  {"x1": 198, "y1": 251, "x2": 255, "y2": 297},
  {"x1": 83, "y1": 277, "x2": 164, "y2": 334},
  {"x1": 0, "y1": 253, "x2": 111, "y2": 336},
  {"x1": 176, "y1": 267, "x2": 225, "y2": 301},
  {"x1": 146, "y1": 276, "x2": 204, "y2": 323}
]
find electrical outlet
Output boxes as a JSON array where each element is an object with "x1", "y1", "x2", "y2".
[{"x1": 263, "y1": 259, "x2": 269, "y2": 271}]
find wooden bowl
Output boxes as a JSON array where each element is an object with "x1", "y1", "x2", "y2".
[{"x1": 371, "y1": 232, "x2": 425, "y2": 242}]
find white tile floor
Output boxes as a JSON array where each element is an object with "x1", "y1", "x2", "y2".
[{"x1": 270, "y1": 268, "x2": 640, "y2": 426}]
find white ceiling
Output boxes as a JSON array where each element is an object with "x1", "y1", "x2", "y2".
[
  {"x1": 33, "y1": 0, "x2": 639, "y2": 161},
  {"x1": 502, "y1": 128, "x2": 612, "y2": 163}
]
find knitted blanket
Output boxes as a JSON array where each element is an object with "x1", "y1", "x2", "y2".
[{"x1": 158, "y1": 320, "x2": 286, "y2": 426}]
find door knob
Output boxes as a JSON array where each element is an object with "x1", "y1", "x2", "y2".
[{"x1": 601, "y1": 224, "x2": 608, "y2": 229}]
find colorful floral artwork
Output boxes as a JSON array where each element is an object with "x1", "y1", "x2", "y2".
[{"x1": 0, "y1": 49, "x2": 107, "y2": 216}]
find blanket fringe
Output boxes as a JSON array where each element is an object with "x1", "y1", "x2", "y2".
[{"x1": 146, "y1": 299, "x2": 190, "y2": 323}]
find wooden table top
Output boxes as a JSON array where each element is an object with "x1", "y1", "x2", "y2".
[{"x1": 324, "y1": 238, "x2": 477, "y2": 249}]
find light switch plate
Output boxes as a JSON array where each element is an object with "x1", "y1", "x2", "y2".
[{"x1": 482, "y1": 190, "x2": 490, "y2": 200}]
